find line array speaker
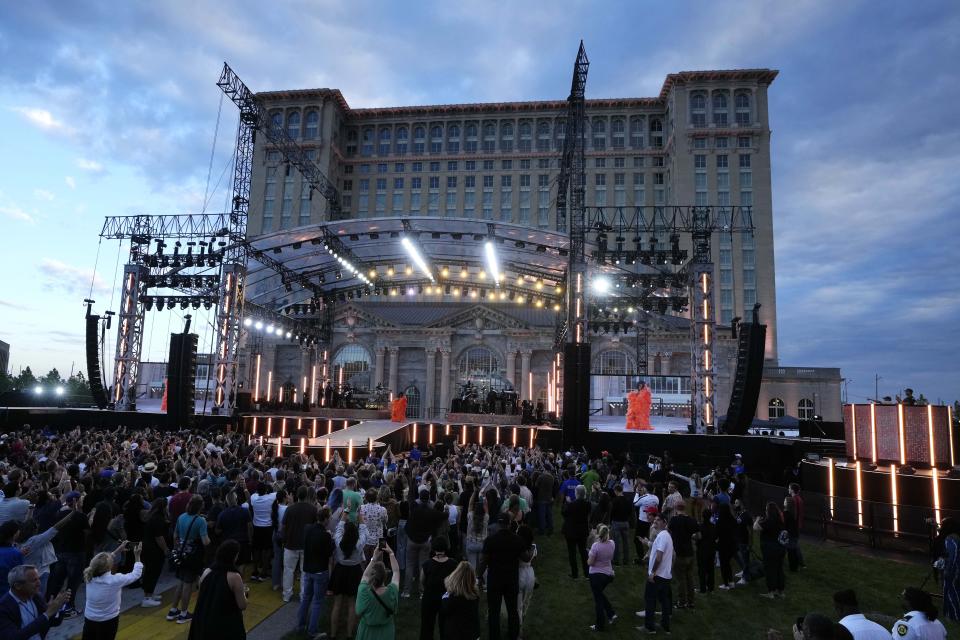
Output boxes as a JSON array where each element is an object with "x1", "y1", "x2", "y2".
[
  {"x1": 722, "y1": 321, "x2": 766, "y2": 435},
  {"x1": 85, "y1": 315, "x2": 109, "y2": 409},
  {"x1": 562, "y1": 342, "x2": 591, "y2": 449},
  {"x1": 167, "y1": 332, "x2": 198, "y2": 426}
]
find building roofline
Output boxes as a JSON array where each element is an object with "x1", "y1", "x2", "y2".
[{"x1": 255, "y1": 69, "x2": 778, "y2": 120}]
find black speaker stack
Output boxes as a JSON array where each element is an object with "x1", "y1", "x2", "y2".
[
  {"x1": 722, "y1": 321, "x2": 766, "y2": 435},
  {"x1": 85, "y1": 314, "x2": 109, "y2": 409},
  {"x1": 562, "y1": 342, "x2": 591, "y2": 448},
  {"x1": 166, "y1": 332, "x2": 199, "y2": 426}
]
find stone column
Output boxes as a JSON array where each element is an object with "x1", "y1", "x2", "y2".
[
  {"x1": 506, "y1": 349, "x2": 517, "y2": 387},
  {"x1": 374, "y1": 347, "x2": 385, "y2": 387},
  {"x1": 519, "y1": 349, "x2": 532, "y2": 402},
  {"x1": 388, "y1": 346, "x2": 399, "y2": 394},
  {"x1": 424, "y1": 348, "x2": 436, "y2": 419},
  {"x1": 439, "y1": 348, "x2": 451, "y2": 416},
  {"x1": 661, "y1": 351, "x2": 672, "y2": 376}
]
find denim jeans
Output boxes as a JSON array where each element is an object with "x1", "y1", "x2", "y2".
[
  {"x1": 49, "y1": 551, "x2": 84, "y2": 608},
  {"x1": 465, "y1": 539, "x2": 484, "y2": 572},
  {"x1": 589, "y1": 573, "x2": 615, "y2": 629},
  {"x1": 643, "y1": 576, "x2": 672, "y2": 632},
  {"x1": 297, "y1": 570, "x2": 330, "y2": 635},
  {"x1": 610, "y1": 521, "x2": 630, "y2": 565},
  {"x1": 404, "y1": 538, "x2": 431, "y2": 595},
  {"x1": 535, "y1": 501, "x2": 554, "y2": 534}
]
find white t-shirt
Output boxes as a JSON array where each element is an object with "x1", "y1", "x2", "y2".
[
  {"x1": 647, "y1": 529, "x2": 674, "y2": 579},
  {"x1": 890, "y1": 612, "x2": 947, "y2": 640},
  {"x1": 246, "y1": 492, "x2": 278, "y2": 527},
  {"x1": 837, "y1": 614, "x2": 889, "y2": 640},
  {"x1": 634, "y1": 493, "x2": 660, "y2": 523}
]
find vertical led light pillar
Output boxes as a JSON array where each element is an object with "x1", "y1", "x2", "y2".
[
  {"x1": 690, "y1": 268, "x2": 715, "y2": 433},
  {"x1": 897, "y1": 403, "x2": 906, "y2": 465},
  {"x1": 850, "y1": 404, "x2": 858, "y2": 460},
  {"x1": 827, "y1": 458, "x2": 835, "y2": 519},
  {"x1": 890, "y1": 463, "x2": 899, "y2": 534},
  {"x1": 254, "y1": 354, "x2": 262, "y2": 402},
  {"x1": 869, "y1": 403, "x2": 878, "y2": 463},
  {"x1": 855, "y1": 460, "x2": 864, "y2": 528}
]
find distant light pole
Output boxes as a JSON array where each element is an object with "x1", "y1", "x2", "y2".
[{"x1": 874, "y1": 374, "x2": 882, "y2": 402}]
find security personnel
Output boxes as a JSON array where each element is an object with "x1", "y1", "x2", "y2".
[{"x1": 891, "y1": 587, "x2": 947, "y2": 639}]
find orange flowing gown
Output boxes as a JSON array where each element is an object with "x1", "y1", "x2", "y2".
[
  {"x1": 625, "y1": 387, "x2": 653, "y2": 430},
  {"x1": 390, "y1": 396, "x2": 408, "y2": 422}
]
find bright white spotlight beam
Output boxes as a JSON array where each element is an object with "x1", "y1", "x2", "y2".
[
  {"x1": 485, "y1": 241, "x2": 501, "y2": 286},
  {"x1": 401, "y1": 236, "x2": 434, "y2": 282},
  {"x1": 591, "y1": 276, "x2": 611, "y2": 295}
]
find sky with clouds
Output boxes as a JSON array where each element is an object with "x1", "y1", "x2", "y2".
[{"x1": 0, "y1": 0, "x2": 957, "y2": 405}]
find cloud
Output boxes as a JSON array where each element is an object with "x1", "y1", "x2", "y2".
[
  {"x1": 64, "y1": 176, "x2": 76, "y2": 189},
  {"x1": 11, "y1": 106, "x2": 72, "y2": 133},
  {"x1": 33, "y1": 188, "x2": 55, "y2": 201},
  {"x1": 0, "y1": 204, "x2": 35, "y2": 223},
  {"x1": 0, "y1": 299, "x2": 32, "y2": 311},
  {"x1": 37, "y1": 258, "x2": 111, "y2": 298},
  {"x1": 75, "y1": 158, "x2": 105, "y2": 173}
]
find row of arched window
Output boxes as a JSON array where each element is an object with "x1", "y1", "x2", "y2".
[
  {"x1": 269, "y1": 109, "x2": 322, "y2": 140},
  {"x1": 768, "y1": 397, "x2": 815, "y2": 420},
  {"x1": 689, "y1": 90, "x2": 753, "y2": 127}
]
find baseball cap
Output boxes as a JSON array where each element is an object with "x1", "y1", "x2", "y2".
[{"x1": 64, "y1": 491, "x2": 81, "y2": 503}]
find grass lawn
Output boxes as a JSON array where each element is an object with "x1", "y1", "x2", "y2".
[{"x1": 282, "y1": 512, "x2": 959, "y2": 640}]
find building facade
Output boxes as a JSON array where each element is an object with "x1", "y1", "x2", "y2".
[
  {"x1": 0, "y1": 339, "x2": 8, "y2": 376},
  {"x1": 242, "y1": 68, "x2": 841, "y2": 424}
]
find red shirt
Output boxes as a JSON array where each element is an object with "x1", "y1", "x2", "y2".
[
  {"x1": 168, "y1": 491, "x2": 193, "y2": 522},
  {"x1": 793, "y1": 494, "x2": 804, "y2": 529}
]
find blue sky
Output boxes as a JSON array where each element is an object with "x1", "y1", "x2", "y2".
[{"x1": 0, "y1": 1, "x2": 957, "y2": 404}]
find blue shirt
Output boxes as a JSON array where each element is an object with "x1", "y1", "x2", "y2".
[
  {"x1": 0, "y1": 546, "x2": 25, "y2": 596},
  {"x1": 410, "y1": 447, "x2": 422, "y2": 462},
  {"x1": 560, "y1": 478, "x2": 581, "y2": 503},
  {"x1": 175, "y1": 513, "x2": 208, "y2": 542}
]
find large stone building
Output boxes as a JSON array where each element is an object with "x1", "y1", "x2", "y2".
[{"x1": 240, "y1": 68, "x2": 841, "y2": 424}]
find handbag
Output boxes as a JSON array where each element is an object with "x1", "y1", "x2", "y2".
[{"x1": 170, "y1": 515, "x2": 201, "y2": 569}]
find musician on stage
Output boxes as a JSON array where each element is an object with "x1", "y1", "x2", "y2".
[{"x1": 626, "y1": 381, "x2": 653, "y2": 431}]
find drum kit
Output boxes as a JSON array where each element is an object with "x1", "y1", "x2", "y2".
[{"x1": 451, "y1": 381, "x2": 519, "y2": 415}]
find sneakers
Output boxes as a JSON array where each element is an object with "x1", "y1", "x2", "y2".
[
  {"x1": 608, "y1": 614, "x2": 618, "y2": 624},
  {"x1": 718, "y1": 584, "x2": 732, "y2": 591},
  {"x1": 165, "y1": 608, "x2": 181, "y2": 621},
  {"x1": 62, "y1": 607, "x2": 81, "y2": 619},
  {"x1": 400, "y1": 591, "x2": 411, "y2": 599},
  {"x1": 736, "y1": 578, "x2": 749, "y2": 586},
  {"x1": 141, "y1": 597, "x2": 162, "y2": 607},
  {"x1": 760, "y1": 592, "x2": 777, "y2": 599},
  {"x1": 734, "y1": 571, "x2": 743, "y2": 579},
  {"x1": 249, "y1": 574, "x2": 264, "y2": 583},
  {"x1": 176, "y1": 612, "x2": 193, "y2": 624}
]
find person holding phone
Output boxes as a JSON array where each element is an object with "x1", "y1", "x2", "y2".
[
  {"x1": 419, "y1": 536, "x2": 456, "y2": 640},
  {"x1": 355, "y1": 543, "x2": 400, "y2": 640},
  {"x1": 82, "y1": 541, "x2": 143, "y2": 640}
]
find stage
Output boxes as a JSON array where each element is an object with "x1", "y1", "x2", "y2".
[{"x1": 589, "y1": 415, "x2": 690, "y2": 434}]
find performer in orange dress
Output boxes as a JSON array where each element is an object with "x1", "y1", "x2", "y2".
[
  {"x1": 390, "y1": 393, "x2": 408, "y2": 422},
  {"x1": 625, "y1": 382, "x2": 654, "y2": 430}
]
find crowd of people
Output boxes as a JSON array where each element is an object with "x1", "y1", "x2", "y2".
[{"x1": 0, "y1": 424, "x2": 955, "y2": 640}]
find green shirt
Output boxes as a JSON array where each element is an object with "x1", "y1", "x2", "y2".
[
  {"x1": 581, "y1": 470, "x2": 600, "y2": 494},
  {"x1": 355, "y1": 581, "x2": 399, "y2": 640},
  {"x1": 342, "y1": 490, "x2": 363, "y2": 523}
]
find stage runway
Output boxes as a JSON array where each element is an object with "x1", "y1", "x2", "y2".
[{"x1": 590, "y1": 415, "x2": 689, "y2": 434}]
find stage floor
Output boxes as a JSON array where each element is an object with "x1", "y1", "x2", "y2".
[{"x1": 589, "y1": 415, "x2": 689, "y2": 434}]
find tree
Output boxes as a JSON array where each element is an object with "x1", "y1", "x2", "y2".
[
  {"x1": 41, "y1": 368, "x2": 63, "y2": 386},
  {"x1": 16, "y1": 366, "x2": 36, "y2": 389}
]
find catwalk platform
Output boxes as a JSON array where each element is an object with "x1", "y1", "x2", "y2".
[{"x1": 590, "y1": 415, "x2": 690, "y2": 434}]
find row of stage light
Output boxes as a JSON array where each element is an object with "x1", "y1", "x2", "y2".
[
  {"x1": 244, "y1": 352, "x2": 562, "y2": 417},
  {"x1": 145, "y1": 238, "x2": 227, "y2": 268},
  {"x1": 245, "y1": 417, "x2": 539, "y2": 463},
  {"x1": 242, "y1": 317, "x2": 324, "y2": 345},
  {"x1": 142, "y1": 295, "x2": 216, "y2": 311}
]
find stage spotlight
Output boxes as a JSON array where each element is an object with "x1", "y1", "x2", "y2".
[
  {"x1": 401, "y1": 236, "x2": 434, "y2": 281},
  {"x1": 34, "y1": 386, "x2": 43, "y2": 395},
  {"x1": 191, "y1": 300, "x2": 201, "y2": 310},
  {"x1": 143, "y1": 297, "x2": 154, "y2": 311},
  {"x1": 591, "y1": 277, "x2": 611, "y2": 295},
  {"x1": 254, "y1": 321, "x2": 264, "y2": 331},
  {"x1": 484, "y1": 242, "x2": 501, "y2": 285},
  {"x1": 55, "y1": 386, "x2": 64, "y2": 396},
  {"x1": 266, "y1": 324, "x2": 275, "y2": 335},
  {"x1": 243, "y1": 318, "x2": 253, "y2": 327},
  {"x1": 285, "y1": 331, "x2": 292, "y2": 338},
  {"x1": 166, "y1": 300, "x2": 176, "y2": 310},
  {"x1": 460, "y1": 266, "x2": 468, "y2": 279}
]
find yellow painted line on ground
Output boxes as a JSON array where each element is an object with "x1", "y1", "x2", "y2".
[{"x1": 71, "y1": 579, "x2": 286, "y2": 640}]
